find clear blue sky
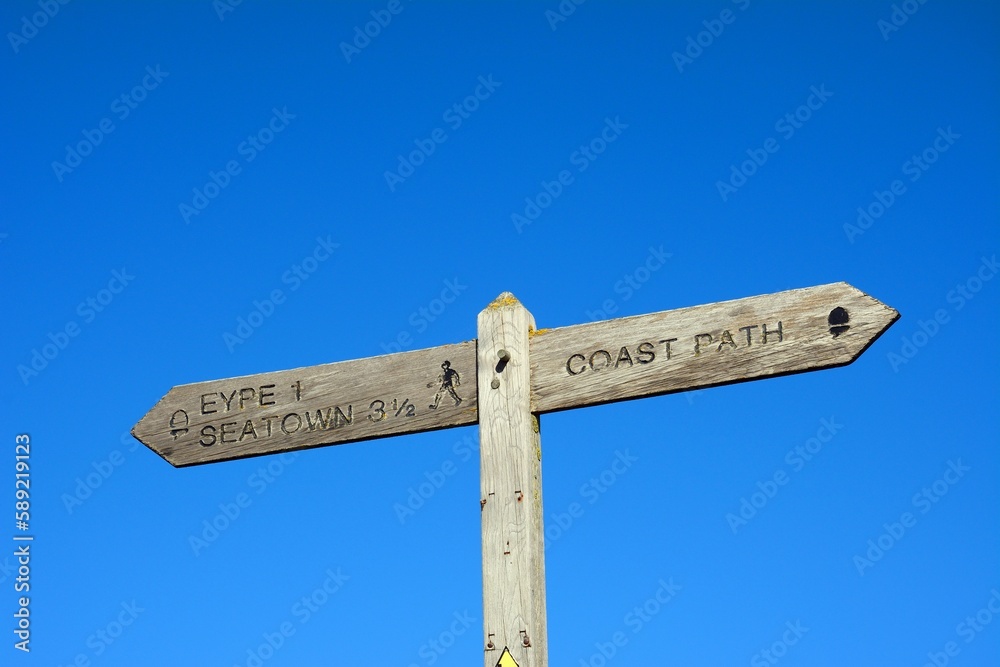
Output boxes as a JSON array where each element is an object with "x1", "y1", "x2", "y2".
[{"x1": 3, "y1": 1, "x2": 998, "y2": 665}]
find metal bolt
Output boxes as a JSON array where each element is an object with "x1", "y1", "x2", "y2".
[
  {"x1": 497, "y1": 349, "x2": 510, "y2": 363},
  {"x1": 491, "y1": 378, "x2": 500, "y2": 389}
]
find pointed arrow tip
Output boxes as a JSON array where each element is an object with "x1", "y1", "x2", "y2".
[
  {"x1": 131, "y1": 397, "x2": 185, "y2": 467},
  {"x1": 835, "y1": 283, "x2": 900, "y2": 362}
]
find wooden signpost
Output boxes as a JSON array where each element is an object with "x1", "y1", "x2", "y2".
[
  {"x1": 134, "y1": 282, "x2": 899, "y2": 667},
  {"x1": 133, "y1": 341, "x2": 479, "y2": 467}
]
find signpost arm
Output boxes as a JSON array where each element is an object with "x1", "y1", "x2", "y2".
[{"x1": 478, "y1": 293, "x2": 547, "y2": 667}]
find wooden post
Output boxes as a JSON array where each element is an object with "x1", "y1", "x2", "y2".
[
  {"x1": 133, "y1": 283, "x2": 898, "y2": 665},
  {"x1": 478, "y1": 293, "x2": 547, "y2": 667}
]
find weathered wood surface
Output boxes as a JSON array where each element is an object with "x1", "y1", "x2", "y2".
[
  {"x1": 478, "y1": 294, "x2": 547, "y2": 667},
  {"x1": 529, "y1": 282, "x2": 899, "y2": 413},
  {"x1": 132, "y1": 341, "x2": 477, "y2": 467}
]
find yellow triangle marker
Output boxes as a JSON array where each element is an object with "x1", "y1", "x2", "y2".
[{"x1": 496, "y1": 646, "x2": 519, "y2": 667}]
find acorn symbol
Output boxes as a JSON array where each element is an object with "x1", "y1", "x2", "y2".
[
  {"x1": 828, "y1": 307, "x2": 850, "y2": 337},
  {"x1": 169, "y1": 409, "x2": 190, "y2": 440}
]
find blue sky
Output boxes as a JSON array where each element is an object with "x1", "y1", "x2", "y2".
[{"x1": 3, "y1": 1, "x2": 998, "y2": 665}]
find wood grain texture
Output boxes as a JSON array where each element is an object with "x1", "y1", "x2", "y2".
[
  {"x1": 478, "y1": 294, "x2": 547, "y2": 667},
  {"x1": 132, "y1": 341, "x2": 477, "y2": 467},
  {"x1": 529, "y1": 282, "x2": 899, "y2": 413}
]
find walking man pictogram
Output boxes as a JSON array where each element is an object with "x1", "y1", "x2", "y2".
[{"x1": 428, "y1": 360, "x2": 462, "y2": 409}]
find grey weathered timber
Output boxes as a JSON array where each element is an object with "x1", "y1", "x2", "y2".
[
  {"x1": 133, "y1": 283, "x2": 897, "y2": 467},
  {"x1": 529, "y1": 282, "x2": 899, "y2": 414},
  {"x1": 478, "y1": 294, "x2": 547, "y2": 667},
  {"x1": 132, "y1": 341, "x2": 477, "y2": 467},
  {"x1": 132, "y1": 282, "x2": 898, "y2": 664}
]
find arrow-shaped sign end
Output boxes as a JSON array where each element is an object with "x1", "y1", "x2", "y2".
[
  {"x1": 130, "y1": 389, "x2": 193, "y2": 468},
  {"x1": 835, "y1": 282, "x2": 900, "y2": 364}
]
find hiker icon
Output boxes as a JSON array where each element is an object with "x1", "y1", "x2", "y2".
[{"x1": 427, "y1": 360, "x2": 462, "y2": 409}]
